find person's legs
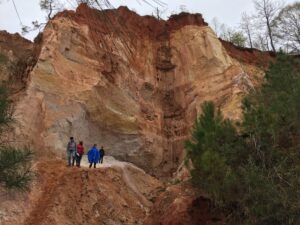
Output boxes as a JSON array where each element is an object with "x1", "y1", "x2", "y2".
[
  {"x1": 89, "y1": 163, "x2": 92, "y2": 168},
  {"x1": 67, "y1": 151, "x2": 71, "y2": 166},
  {"x1": 71, "y1": 151, "x2": 76, "y2": 166},
  {"x1": 93, "y1": 162, "x2": 96, "y2": 168},
  {"x1": 77, "y1": 155, "x2": 82, "y2": 167},
  {"x1": 100, "y1": 157, "x2": 103, "y2": 164},
  {"x1": 75, "y1": 154, "x2": 79, "y2": 166}
]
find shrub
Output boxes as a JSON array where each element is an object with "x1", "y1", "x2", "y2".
[
  {"x1": 0, "y1": 85, "x2": 34, "y2": 191},
  {"x1": 0, "y1": 147, "x2": 34, "y2": 191},
  {"x1": 0, "y1": 86, "x2": 13, "y2": 132},
  {"x1": 0, "y1": 53, "x2": 8, "y2": 64}
]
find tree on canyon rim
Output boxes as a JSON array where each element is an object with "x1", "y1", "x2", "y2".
[
  {"x1": 238, "y1": 0, "x2": 300, "y2": 53},
  {"x1": 253, "y1": 0, "x2": 283, "y2": 53},
  {"x1": 211, "y1": 0, "x2": 300, "y2": 52},
  {"x1": 240, "y1": 12, "x2": 255, "y2": 48},
  {"x1": 0, "y1": 86, "x2": 34, "y2": 191},
  {"x1": 210, "y1": 17, "x2": 247, "y2": 48},
  {"x1": 36, "y1": 0, "x2": 166, "y2": 21},
  {"x1": 186, "y1": 54, "x2": 300, "y2": 225},
  {"x1": 275, "y1": 2, "x2": 300, "y2": 53},
  {"x1": 20, "y1": 0, "x2": 167, "y2": 50}
]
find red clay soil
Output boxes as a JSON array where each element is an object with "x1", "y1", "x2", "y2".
[
  {"x1": 221, "y1": 39, "x2": 275, "y2": 67},
  {"x1": 23, "y1": 161, "x2": 67, "y2": 225},
  {"x1": 0, "y1": 31, "x2": 32, "y2": 52},
  {"x1": 54, "y1": 3, "x2": 207, "y2": 42},
  {"x1": 0, "y1": 31, "x2": 41, "y2": 92},
  {"x1": 20, "y1": 160, "x2": 163, "y2": 225},
  {"x1": 53, "y1": 3, "x2": 276, "y2": 68},
  {"x1": 19, "y1": 160, "x2": 221, "y2": 225},
  {"x1": 143, "y1": 182, "x2": 224, "y2": 225}
]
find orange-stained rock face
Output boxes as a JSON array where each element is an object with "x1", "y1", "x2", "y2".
[
  {"x1": 11, "y1": 4, "x2": 265, "y2": 176},
  {"x1": 0, "y1": 31, "x2": 40, "y2": 91}
]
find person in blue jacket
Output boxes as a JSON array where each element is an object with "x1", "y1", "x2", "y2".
[{"x1": 88, "y1": 144, "x2": 100, "y2": 168}]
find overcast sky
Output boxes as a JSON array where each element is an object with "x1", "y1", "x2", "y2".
[{"x1": 0, "y1": 0, "x2": 298, "y2": 40}]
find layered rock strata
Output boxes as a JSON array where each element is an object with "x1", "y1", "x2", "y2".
[{"x1": 11, "y1": 4, "x2": 263, "y2": 175}]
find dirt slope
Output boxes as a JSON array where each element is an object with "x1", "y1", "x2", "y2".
[
  {"x1": 0, "y1": 159, "x2": 163, "y2": 225},
  {"x1": 144, "y1": 182, "x2": 224, "y2": 225},
  {"x1": 1, "y1": 159, "x2": 223, "y2": 225}
]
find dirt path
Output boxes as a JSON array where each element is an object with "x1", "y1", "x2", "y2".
[
  {"x1": 23, "y1": 161, "x2": 70, "y2": 225},
  {"x1": 82, "y1": 156, "x2": 153, "y2": 207},
  {"x1": 20, "y1": 157, "x2": 162, "y2": 225}
]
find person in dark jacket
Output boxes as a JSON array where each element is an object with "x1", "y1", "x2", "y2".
[
  {"x1": 76, "y1": 141, "x2": 84, "y2": 167},
  {"x1": 88, "y1": 144, "x2": 100, "y2": 168},
  {"x1": 99, "y1": 146, "x2": 105, "y2": 164},
  {"x1": 66, "y1": 137, "x2": 77, "y2": 166}
]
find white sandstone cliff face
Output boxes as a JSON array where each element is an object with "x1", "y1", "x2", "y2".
[{"x1": 12, "y1": 5, "x2": 259, "y2": 174}]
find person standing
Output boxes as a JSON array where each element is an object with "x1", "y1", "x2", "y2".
[
  {"x1": 76, "y1": 141, "x2": 84, "y2": 167},
  {"x1": 99, "y1": 146, "x2": 105, "y2": 164},
  {"x1": 88, "y1": 144, "x2": 100, "y2": 168},
  {"x1": 67, "y1": 137, "x2": 77, "y2": 167}
]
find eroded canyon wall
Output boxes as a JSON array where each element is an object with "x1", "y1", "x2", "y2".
[
  {"x1": 10, "y1": 4, "x2": 265, "y2": 175},
  {"x1": 0, "y1": 31, "x2": 40, "y2": 92}
]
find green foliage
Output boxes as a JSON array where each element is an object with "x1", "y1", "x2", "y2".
[
  {"x1": 229, "y1": 31, "x2": 247, "y2": 48},
  {"x1": 0, "y1": 86, "x2": 13, "y2": 132},
  {"x1": 186, "y1": 55, "x2": 300, "y2": 225},
  {"x1": 186, "y1": 102, "x2": 246, "y2": 206},
  {"x1": 243, "y1": 54, "x2": 300, "y2": 153},
  {"x1": 0, "y1": 85, "x2": 34, "y2": 191},
  {"x1": 0, "y1": 147, "x2": 34, "y2": 191},
  {"x1": 0, "y1": 53, "x2": 8, "y2": 64}
]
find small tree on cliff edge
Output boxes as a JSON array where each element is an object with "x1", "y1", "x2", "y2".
[
  {"x1": 253, "y1": 0, "x2": 284, "y2": 52},
  {"x1": 0, "y1": 86, "x2": 34, "y2": 191},
  {"x1": 240, "y1": 12, "x2": 254, "y2": 48},
  {"x1": 276, "y1": 3, "x2": 300, "y2": 53},
  {"x1": 186, "y1": 55, "x2": 300, "y2": 224}
]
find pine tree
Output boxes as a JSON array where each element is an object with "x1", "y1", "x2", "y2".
[
  {"x1": 186, "y1": 55, "x2": 300, "y2": 224},
  {"x1": 0, "y1": 86, "x2": 33, "y2": 191}
]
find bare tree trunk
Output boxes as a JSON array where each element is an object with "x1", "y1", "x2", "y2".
[
  {"x1": 247, "y1": 27, "x2": 253, "y2": 48},
  {"x1": 240, "y1": 12, "x2": 255, "y2": 49},
  {"x1": 47, "y1": 0, "x2": 53, "y2": 20},
  {"x1": 266, "y1": 17, "x2": 276, "y2": 52},
  {"x1": 266, "y1": 36, "x2": 270, "y2": 51}
]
